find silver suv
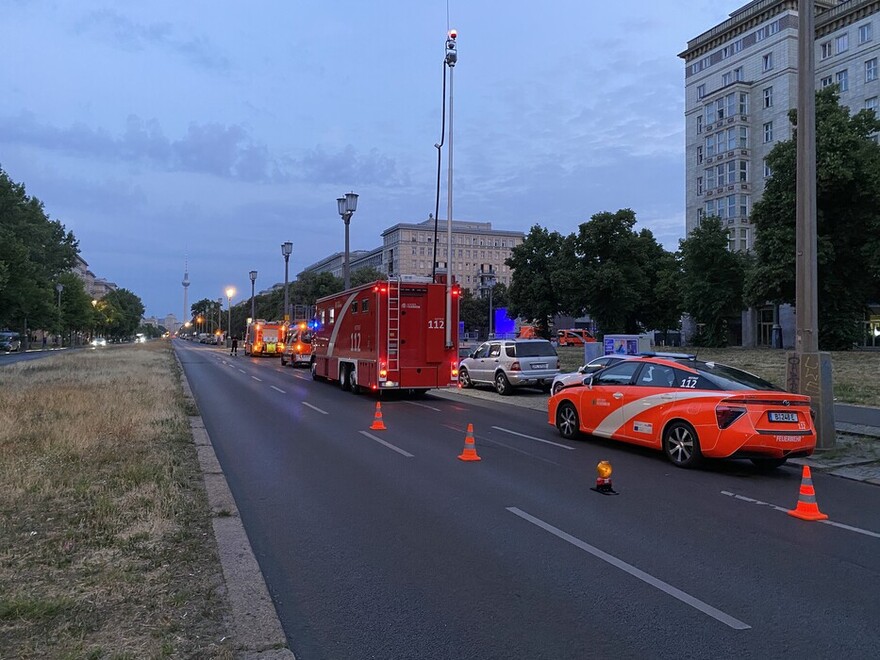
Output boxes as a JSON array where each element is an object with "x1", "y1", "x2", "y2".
[{"x1": 458, "y1": 339, "x2": 559, "y2": 395}]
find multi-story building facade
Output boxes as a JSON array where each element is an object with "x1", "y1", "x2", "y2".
[
  {"x1": 300, "y1": 216, "x2": 525, "y2": 295},
  {"x1": 380, "y1": 216, "x2": 524, "y2": 293},
  {"x1": 71, "y1": 254, "x2": 118, "y2": 299},
  {"x1": 680, "y1": 0, "x2": 880, "y2": 345}
]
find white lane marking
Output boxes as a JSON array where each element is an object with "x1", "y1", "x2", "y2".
[
  {"x1": 251, "y1": 376, "x2": 263, "y2": 382},
  {"x1": 404, "y1": 400, "x2": 442, "y2": 412},
  {"x1": 507, "y1": 507, "x2": 751, "y2": 630},
  {"x1": 492, "y1": 426, "x2": 575, "y2": 450},
  {"x1": 270, "y1": 385, "x2": 286, "y2": 394},
  {"x1": 238, "y1": 369, "x2": 246, "y2": 373},
  {"x1": 359, "y1": 431, "x2": 414, "y2": 458},
  {"x1": 721, "y1": 491, "x2": 880, "y2": 539},
  {"x1": 302, "y1": 402, "x2": 328, "y2": 415}
]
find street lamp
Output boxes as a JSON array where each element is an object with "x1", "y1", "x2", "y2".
[
  {"x1": 282, "y1": 241, "x2": 293, "y2": 322},
  {"x1": 55, "y1": 283, "x2": 64, "y2": 345},
  {"x1": 249, "y1": 270, "x2": 257, "y2": 323},
  {"x1": 226, "y1": 287, "x2": 235, "y2": 346},
  {"x1": 337, "y1": 192, "x2": 358, "y2": 290},
  {"x1": 479, "y1": 264, "x2": 496, "y2": 339}
]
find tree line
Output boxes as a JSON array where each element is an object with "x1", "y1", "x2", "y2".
[
  {"x1": 505, "y1": 88, "x2": 880, "y2": 350},
  {"x1": 0, "y1": 168, "x2": 147, "y2": 346}
]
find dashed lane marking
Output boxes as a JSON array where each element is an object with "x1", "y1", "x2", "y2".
[
  {"x1": 251, "y1": 376, "x2": 263, "y2": 382},
  {"x1": 403, "y1": 400, "x2": 442, "y2": 412},
  {"x1": 302, "y1": 402, "x2": 328, "y2": 415},
  {"x1": 270, "y1": 385, "x2": 286, "y2": 394},
  {"x1": 492, "y1": 426, "x2": 575, "y2": 450},
  {"x1": 359, "y1": 431, "x2": 414, "y2": 458},
  {"x1": 720, "y1": 491, "x2": 880, "y2": 538},
  {"x1": 507, "y1": 507, "x2": 751, "y2": 630}
]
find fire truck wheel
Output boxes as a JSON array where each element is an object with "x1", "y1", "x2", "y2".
[
  {"x1": 495, "y1": 372, "x2": 513, "y2": 396},
  {"x1": 350, "y1": 371, "x2": 361, "y2": 394},
  {"x1": 340, "y1": 365, "x2": 352, "y2": 391}
]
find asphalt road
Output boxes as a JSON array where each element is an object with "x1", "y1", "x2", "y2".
[{"x1": 185, "y1": 341, "x2": 880, "y2": 657}]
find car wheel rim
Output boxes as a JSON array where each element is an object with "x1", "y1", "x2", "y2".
[
  {"x1": 496, "y1": 375, "x2": 506, "y2": 393},
  {"x1": 558, "y1": 406, "x2": 576, "y2": 436},
  {"x1": 460, "y1": 370, "x2": 470, "y2": 387},
  {"x1": 667, "y1": 426, "x2": 694, "y2": 464}
]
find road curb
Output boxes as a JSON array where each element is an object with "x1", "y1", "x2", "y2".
[{"x1": 175, "y1": 349, "x2": 295, "y2": 659}]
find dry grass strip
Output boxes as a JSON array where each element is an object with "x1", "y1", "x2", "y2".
[
  {"x1": 556, "y1": 346, "x2": 880, "y2": 407},
  {"x1": 0, "y1": 341, "x2": 233, "y2": 659}
]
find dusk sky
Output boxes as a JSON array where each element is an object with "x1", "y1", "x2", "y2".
[{"x1": 1, "y1": 1, "x2": 736, "y2": 320}]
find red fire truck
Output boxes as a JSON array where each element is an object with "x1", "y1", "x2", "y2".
[
  {"x1": 244, "y1": 320, "x2": 284, "y2": 357},
  {"x1": 310, "y1": 277, "x2": 460, "y2": 393}
]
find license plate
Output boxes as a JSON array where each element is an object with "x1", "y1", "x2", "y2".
[
  {"x1": 769, "y1": 411, "x2": 797, "y2": 423},
  {"x1": 531, "y1": 363, "x2": 547, "y2": 370},
  {"x1": 267, "y1": 344, "x2": 276, "y2": 353}
]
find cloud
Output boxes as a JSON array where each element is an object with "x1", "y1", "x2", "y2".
[{"x1": 74, "y1": 9, "x2": 230, "y2": 73}]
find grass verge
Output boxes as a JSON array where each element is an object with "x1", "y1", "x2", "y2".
[
  {"x1": 556, "y1": 346, "x2": 880, "y2": 407},
  {"x1": 0, "y1": 341, "x2": 233, "y2": 659}
]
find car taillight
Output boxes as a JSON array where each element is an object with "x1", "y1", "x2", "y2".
[
  {"x1": 278, "y1": 343, "x2": 284, "y2": 350},
  {"x1": 510, "y1": 361, "x2": 521, "y2": 372},
  {"x1": 716, "y1": 405, "x2": 746, "y2": 429},
  {"x1": 380, "y1": 368, "x2": 387, "y2": 378}
]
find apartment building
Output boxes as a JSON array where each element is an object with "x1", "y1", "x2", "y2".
[
  {"x1": 680, "y1": 0, "x2": 880, "y2": 345},
  {"x1": 301, "y1": 216, "x2": 525, "y2": 294}
]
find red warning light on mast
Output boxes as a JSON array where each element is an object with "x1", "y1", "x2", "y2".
[{"x1": 448, "y1": 28, "x2": 458, "y2": 40}]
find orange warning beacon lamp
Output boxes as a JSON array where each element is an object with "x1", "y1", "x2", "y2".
[{"x1": 594, "y1": 460, "x2": 617, "y2": 495}]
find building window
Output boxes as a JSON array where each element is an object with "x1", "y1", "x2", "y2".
[
  {"x1": 763, "y1": 121, "x2": 773, "y2": 143},
  {"x1": 866, "y1": 96, "x2": 879, "y2": 113},
  {"x1": 763, "y1": 158, "x2": 772, "y2": 178},
  {"x1": 697, "y1": 145, "x2": 704, "y2": 164},
  {"x1": 734, "y1": 40, "x2": 743, "y2": 54},
  {"x1": 762, "y1": 52, "x2": 774, "y2": 72},
  {"x1": 697, "y1": 208, "x2": 705, "y2": 224},
  {"x1": 763, "y1": 86, "x2": 773, "y2": 108},
  {"x1": 756, "y1": 26, "x2": 767, "y2": 42},
  {"x1": 727, "y1": 127, "x2": 737, "y2": 151},
  {"x1": 768, "y1": 20, "x2": 780, "y2": 36},
  {"x1": 705, "y1": 101, "x2": 716, "y2": 124},
  {"x1": 697, "y1": 176, "x2": 704, "y2": 195},
  {"x1": 697, "y1": 115, "x2": 703, "y2": 133},
  {"x1": 734, "y1": 67, "x2": 744, "y2": 82},
  {"x1": 739, "y1": 125, "x2": 749, "y2": 148},
  {"x1": 706, "y1": 166, "x2": 716, "y2": 190},
  {"x1": 821, "y1": 41, "x2": 833, "y2": 59},
  {"x1": 722, "y1": 71, "x2": 732, "y2": 86},
  {"x1": 821, "y1": 75, "x2": 833, "y2": 88},
  {"x1": 836, "y1": 69, "x2": 849, "y2": 92},
  {"x1": 705, "y1": 135, "x2": 715, "y2": 157},
  {"x1": 739, "y1": 160, "x2": 748, "y2": 182},
  {"x1": 860, "y1": 23, "x2": 873, "y2": 45},
  {"x1": 836, "y1": 33, "x2": 849, "y2": 54},
  {"x1": 697, "y1": 84, "x2": 705, "y2": 99},
  {"x1": 739, "y1": 92, "x2": 749, "y2": 115},
  {"x1": 726, "y1": 160, "x2": 736, "y2": 185},
  {"x1": 739, "y1": 195, "x2": 750, "y2": 218},
  {"x1": 866, "y1": 58, "x2": 878, "y2": 83}
]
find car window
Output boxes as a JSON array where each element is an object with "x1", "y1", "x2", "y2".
[
  {"x1": 594, "y1": 361, "x2": 641, "y2": 386},
  {"x1": 488, "y1": 343, "x2": 502, "y2": 358},
  {"x1": 672, "y1": 367, "x2": 720, "y2": 390},
  {"x1": 474, "y1": 344, "x2": 490, "y2": 359},
  {"x1": 505, "y1": 344, "x2": 516, "y2": 358},
  {"x1": 636, "y1": 363, "x2": 676, "y2": 387},
  {"x1": 691, "y1": 362, "x2": 781, "y2": 391},
  {"x1": 516, "y1": 341, "x2": 556, "y2": 357}
]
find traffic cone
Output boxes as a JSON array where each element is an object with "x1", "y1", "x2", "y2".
[
  {"x1": 370, "y1": 402, "x2": 387, "y2": 431},
  {"x1": 788, "y1": 465, "x2": 828, "y2": 521},
  {"x1": 457, "y1": 423, "x2": 481, "y2": 462}
]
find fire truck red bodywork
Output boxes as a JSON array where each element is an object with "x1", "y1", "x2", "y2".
[{"x1": 311, "y1": 278, "x2": 460, "y2": 392}]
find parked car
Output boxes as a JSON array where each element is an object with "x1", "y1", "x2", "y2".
[
  {"x1": 90, "y1": 337, "x2": 107, "y2": 347},
  {"x1": 550, "y1": 355, "x2": 630, "y2": 395},
  {"x1": 548, "y1": 353, "x2": 816, "y2": 469},
  {"x1": 458, "y1": 339, "x2": 559, "y2": 395},
  {"x1": 0, "y1": 332, "x2": 22, "y2": 353},
  {"x1": 556, "y1": 328, "x2": 596, "y2": 346}
]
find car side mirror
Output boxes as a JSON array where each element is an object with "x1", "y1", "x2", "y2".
[
  {"x1": 469, "y1": 351, "x2": 476, "y2": 359},
  {"x1": 577, "y1": 366, "x2": 586, "y2": 374}
]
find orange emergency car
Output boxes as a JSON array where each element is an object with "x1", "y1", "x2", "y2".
[{"x1": 548, "y1": 353, "x2": 816, "y2": 470}]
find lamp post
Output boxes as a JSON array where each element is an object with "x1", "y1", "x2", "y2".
[
  {"x1": 249, "y1": 270, "x2": 257, "y2": 324},
  {"x1": 282, "y1": 241, "x2": 293, "y2": 322},
  {"x1": 55, "y1": 283, "x2": 64, "y2": 345},
  {"x1": 444, "y1": 28, "x2": 458, "y2": 348},
  {"x1": 478, "y1": 264, "x2": 496, "y2": 339},
  {"x1": 225, "y1": 287, "x2": 235, "y2": 346},
  {"x1": 337, "y1": 192, "x2": 358, "y2": 290}
]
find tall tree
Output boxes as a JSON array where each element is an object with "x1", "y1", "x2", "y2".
[
  {"x1": 505, "y1": 225, "x2": 567, "y2": 338},
  {"x1": 567, "y1": 209, "x2": 653, "y2": 335},
  {"x1": 103, "y1": 289, "x2": 145, "y2": 339},
  {"x1": 680, "y1": 217, "x2": 747, "y2": 347},
  {"x1": 746, "y1": 86, "x2": 880, "y2": 349}
]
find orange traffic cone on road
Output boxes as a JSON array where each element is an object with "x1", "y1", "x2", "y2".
[
  {"x1": 457, "y1": 423, "x2": 481, "y2": 462},
  {"x1": 788, "y1": 465, "x2": 828, "y2": 521},
  {"x1": 370, "y1": 402, "x2": 387, "y2": 431}
]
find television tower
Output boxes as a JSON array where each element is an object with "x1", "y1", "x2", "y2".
[{"x1": 182, "y1": 258, "x2": 190, "y2": 328}]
